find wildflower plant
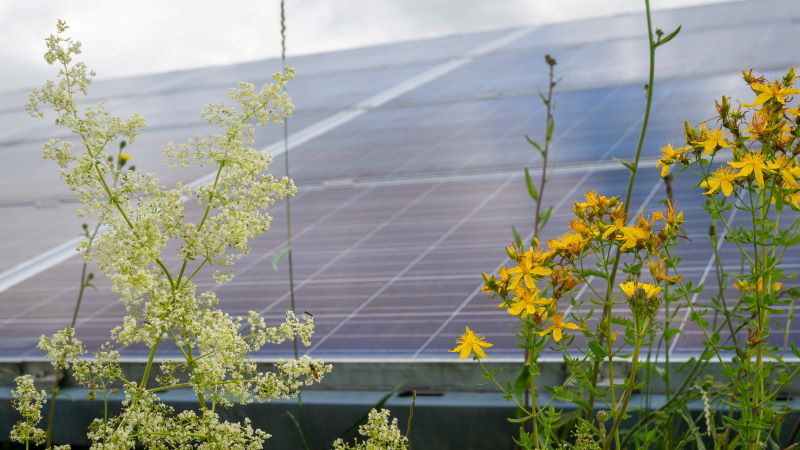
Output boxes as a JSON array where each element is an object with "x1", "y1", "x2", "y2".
[
  {"x1": 659, "y1": 67, "x2": 800, "y2": 448},
  {"x1": 453, "y1": 0, "x2": 800, "y2": 448},
  {"x1": 16, "y1": 20, "x2": 333, "y2": 447}
]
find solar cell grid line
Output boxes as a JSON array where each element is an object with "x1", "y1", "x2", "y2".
[
  {"x1": 256, "y1": 182, "x2": 442, "y2": 316},
  {"x1": 667, "y1": 201, "x2": 738, "y2": 355},
  {"x1": 305, "y1": 172, "x2": 521, "y2": 354}
]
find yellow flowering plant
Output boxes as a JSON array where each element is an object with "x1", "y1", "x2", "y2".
[
  {"x1": 656, "y1": 66, "x2": 800, "y2": 448},
  {"x1": 452, "y1": 6, "x2": 800, "y2": 448}
]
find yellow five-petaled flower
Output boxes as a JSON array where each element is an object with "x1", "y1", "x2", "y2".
[
  {"x1": 743, "y1": 81, "x2": 800, "y2": 106},
  {"x1": 507, "y1": 249, "x2": 552, "y2": 290},
  {"x1": 656, "y1": 144, "x2": 689, "y2": 177},
  {"x1": 538, "y1": 312, "x2": 581, "y2": 342},
  {"x1": 728, "y1": 152, "x2": 768, "y2": 188},
  {"x1": 619, "y1": 281, "x2": 662, "y2": 299},
  {"x1": 701, "y1": 167, "x2": 738, "y2": 197},
  {"x1": 450, "y1": 326, "x2": 493, "y2": 359},
  {"x1": 504, "y1": 287, "x2": 554, "y2": 318},
  {"x1": 693, "y1": 126, "x2": 731, "y2": 155}
]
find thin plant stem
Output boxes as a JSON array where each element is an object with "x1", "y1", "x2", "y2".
[{"x1": 589, "y1": 0, "x2": 660, "y2": 418}]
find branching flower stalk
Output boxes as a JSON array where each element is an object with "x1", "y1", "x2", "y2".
[{"x1": 17, "y1": 20, "x2": 333, "y2": 448}]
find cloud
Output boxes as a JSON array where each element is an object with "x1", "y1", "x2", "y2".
[{"x1": 0, "y1": 0, "x2": 733, "y2": 93}]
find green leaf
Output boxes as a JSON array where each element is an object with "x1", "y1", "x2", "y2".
[
  {"x1": 656, "y1": 25, "x2": 681, "y2": 47},
  {"x1": 285, "y1": 410, "x2": 311, "y2": 450},
  {"x1": 790, "y1": 341, "x2": 800, "y2": 359},
  {"x1": 525, "y1": 135, "x2": 543, "y2": 155},
  {"x1": 524, "y1": 168, "x2": 539, "y2": 201},
  {"x1": 588, "y1": 340, "x2": 607, "y2": 359},
  {"x1": 663, "y1": 327, "x2": 681, "y2": 340},
  {"x1": 614, "y1": 157, "x2": 636, "y2": 174},
  {"x1": 546, "y1": 120, "x2": 554, "y2": 142},
  {"x1": 272, "y1": 246, "x2": 291, "y2": 270},
  {"x1": 511, "y1": 226, "x2": 523, "y2": 250},
  {"x1": 575, "y1": 269, "x2": 607, "y2": 280},
  {"x1": 539, "y1": 207, "x2": 553, "y2": 229},
  {"x1": 513, "y1": 365, "x2": 532, "y2": 395},
  {"x1": 507, "y1": 414, "x2": 533, "y2": 424}
]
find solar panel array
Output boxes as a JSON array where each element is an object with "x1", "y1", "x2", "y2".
[{"x1": 0, "y1": 0, "x2": 798, "y2": 362}]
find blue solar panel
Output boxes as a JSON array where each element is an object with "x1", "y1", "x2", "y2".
[{"x1": 0, "y1": 0, "x2": 798, "y2": 364}]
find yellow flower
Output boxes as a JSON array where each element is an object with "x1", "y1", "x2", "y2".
[
  {"x1": 507, "y1": 249, "x2": 552, "y2": 290},
  {"x1": 648, "y1": 258, "x2": 682, "y2": 284},
  {"x1": 547, "y1": 233, "x2": 586, "y2": 255},
  {"x1": 505, "y1": 287, "x2": 554, "y2": 318},
  {"x1": 728, "y1": 152, "x2": 769, "y2": 188},
  {"x1": 601, "y1": 215, "x2": 648, "y2": 250},
  {"x1": 602, "y1": 215, "x2": 624, "y2": 236},
  {"x1": 574, "y1": 191, "x2": 618, "y2": 218},
  {"x1": 786, "y1": 192, "x2": 800, "y2": 209},
  {"x1": 746, "y1": 109, "x2": 783, "y2": 137},
  {"x1": 693, "y1": 125, "x2": 730, "y2": 155},
  {"x1": 538, "y1": 312, "x2": 581, "y2": 342},
  {"x1": 119, "y1": 152, "x2": 131, "y2": 162},
  {"x1": 656, "y1": 144, "x2": 689, "y2": 177},
  {"x1": 450, "y1": 326, "x2": 493, "y2": 359},
  {"x1": 732, "y1": 278, "x2": 782, "y2": 293},
  {"x1": 788, "y1": 105, "x2": 800, "y2": 117},
  {"x1": 769, "y1": 155, "x2": 800, "y2": 189},
  {"x1": 743, "y1": 81, "x2": 800, "y2": 106},
  {"x1": 619, "y1": 227, "x2": 649, "y2": 250},
  {"x1": 619, "y1": 281, "x2": 662, "y2": 299},
  {"x1": 701, "y1": 167, "x2": 738, "y2": 196}
]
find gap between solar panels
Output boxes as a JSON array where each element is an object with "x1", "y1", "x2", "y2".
[{"x1": 0, "y1": 26, "x2": 534, "y2": 295}]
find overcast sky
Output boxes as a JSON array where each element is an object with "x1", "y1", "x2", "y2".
[{"x1": 2, "y1": 0, "x2": 734, "y2": 93}]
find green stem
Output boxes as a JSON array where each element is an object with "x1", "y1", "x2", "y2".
[
  {"x1": 478, "y1": 360, "x2": 533, "y2": 416},
  {"x1": 604, "y1": 333, "x2": 643, "y2": 450},
  {"x1": 589, "y1": 0, "x2": 658, "y2": 413}
]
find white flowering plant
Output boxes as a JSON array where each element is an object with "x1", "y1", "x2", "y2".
[{"x1": 12, "y1": 19, "x2": 338, "y2": 448}]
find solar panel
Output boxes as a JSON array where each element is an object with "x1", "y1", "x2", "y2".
[{"x1": 0, "y1": 0, "x2": 798, "y2": 365}]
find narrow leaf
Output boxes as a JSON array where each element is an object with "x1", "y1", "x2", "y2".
[
  {"x1": 285, "y1": 411, "x2": 311, "y2": 450},
  {"x1": 524, "y1": 168, "x2": 539, "y2": 201},
  {"x1": 538, "y1": 206, "x2": 553, "y2": 229},
  {"x1": 656, "y1": 25, "x2": 681, "y2": 47},
  {"x1": 511, "y1": 226, "x2": 523, "y2": 250},
  {"x1": 524, "y1": 135, "x2": 543, "y2": 155},
  {"x1": 272, "y1": 245, "x2": 291, "y2": 270},
  {"x1": 588, "y1": 340, "x2": 606, "y2": 359}
]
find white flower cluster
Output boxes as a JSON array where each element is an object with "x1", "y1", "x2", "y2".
[
  {"x1": 86, "y1": 387, "x2": 269, "y2": 448},
  {"x1": 332, "y1": 409, "x2": 410, "y2": 450},
  {"x1": 10, "y1": 375, "x2": 48, "y2": 446},
  {"x1": 24, "y1": 20, "x2": 330, "y2": 447}
]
